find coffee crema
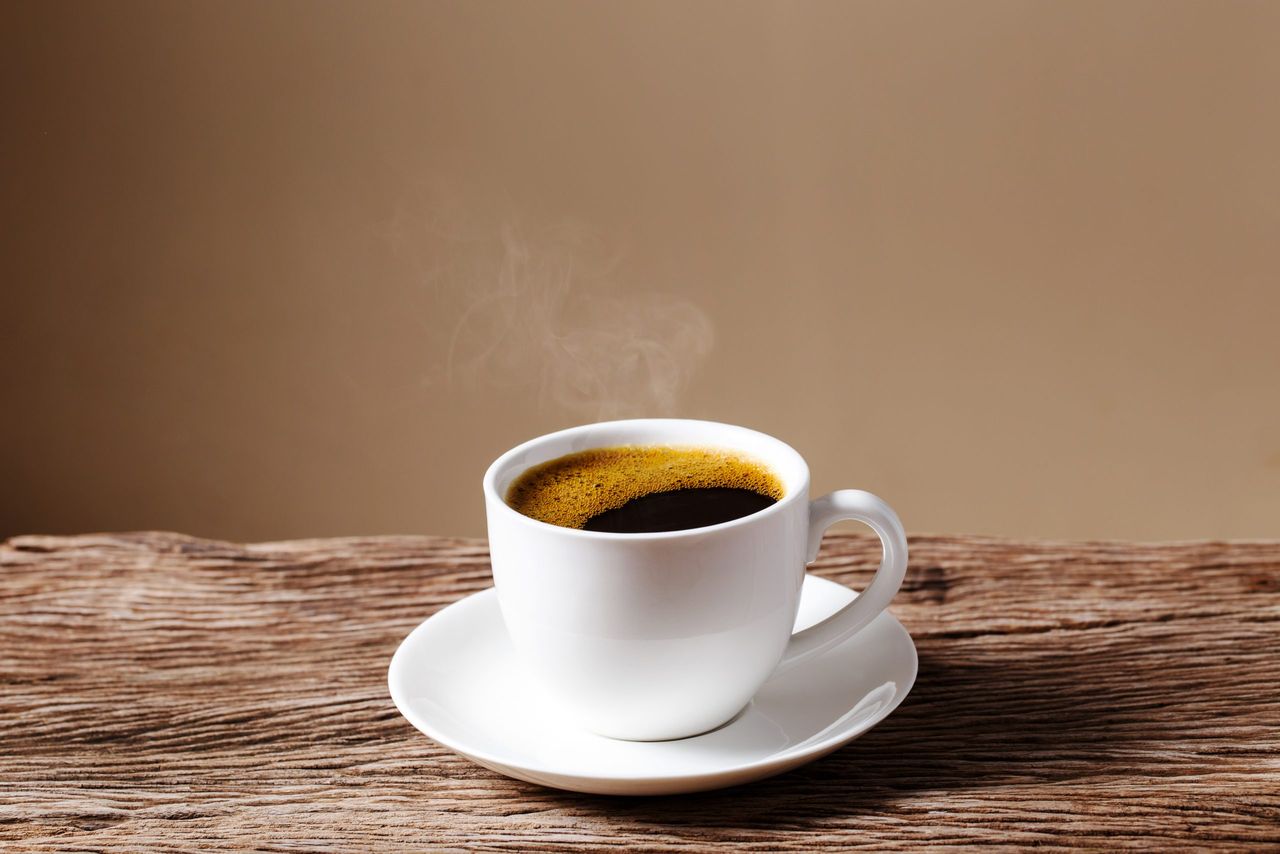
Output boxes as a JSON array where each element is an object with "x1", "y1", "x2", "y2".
[{"x1": 506, "y1": 445, "x2": 784, "y2": 533}]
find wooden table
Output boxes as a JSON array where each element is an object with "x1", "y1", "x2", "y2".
[{"x1": 2, "y1": 533, "x2": 1277, "y2": 850}]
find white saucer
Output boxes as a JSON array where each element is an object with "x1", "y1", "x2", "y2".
[{"x1": 387, "y1": 574, "x2": 918, "y2": 796}]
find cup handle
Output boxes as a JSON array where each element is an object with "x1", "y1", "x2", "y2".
[{"x1": 776, "y1": 489, "x2": 908, "y2": 673}]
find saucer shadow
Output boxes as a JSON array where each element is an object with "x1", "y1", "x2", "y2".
[{"x1": 537, "y1": 641, "x2": 1189, "y2": 828}]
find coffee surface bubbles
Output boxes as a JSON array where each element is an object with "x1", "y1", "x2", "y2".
[{"x1": 506, "y1": 445, "x2": 784, "y2": 533}]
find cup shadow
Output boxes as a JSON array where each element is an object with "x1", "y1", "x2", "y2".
[{"x1": 537, "y1": 641, "x2": 1187, "y2": 828}]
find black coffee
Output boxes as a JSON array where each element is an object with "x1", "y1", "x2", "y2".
[
  {"x1": 582, "y1": 486, "x2": 777, "y2": 533},
  {"x1": 506, "y1": 445, "x2": 783, "y2": 533}
]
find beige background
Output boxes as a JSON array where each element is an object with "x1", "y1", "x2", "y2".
[{"x1": 3, "y1": 1, "x2": 1278, "y2": 542}]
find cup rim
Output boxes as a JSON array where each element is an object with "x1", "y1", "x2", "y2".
[{"x1": 482, "y1": 418, "x2": 810, "y2": 541}]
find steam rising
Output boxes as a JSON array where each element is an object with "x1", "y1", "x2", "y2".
[{"x1": 411, "y1": 210, "x2": 713, "y2": 420}]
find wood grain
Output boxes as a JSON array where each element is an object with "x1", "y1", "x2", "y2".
[{"x1": 1, "y1": 532, "x2": 1277, "y2": 851}]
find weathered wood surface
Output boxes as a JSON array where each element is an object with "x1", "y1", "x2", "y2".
[{"x1": 1, "y1": 532, "x2": 1277, "y2": 851}]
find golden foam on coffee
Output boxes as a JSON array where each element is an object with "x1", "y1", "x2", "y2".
[{"x1": 506, "y1": 445, "x2": 785, "y2": 530}]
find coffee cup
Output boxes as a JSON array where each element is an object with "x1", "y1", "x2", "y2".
[{"x1": 483, "y1": 418, "x2": 908, "y2": 741}]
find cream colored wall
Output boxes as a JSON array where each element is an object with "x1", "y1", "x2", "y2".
[{"x1": 4, "y1": 1, "x2": 1278, "y2": 541}]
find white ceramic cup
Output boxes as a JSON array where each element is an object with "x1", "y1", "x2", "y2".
[{"x1": 483, "y1": 418, "x2": 908, "y2": 741}]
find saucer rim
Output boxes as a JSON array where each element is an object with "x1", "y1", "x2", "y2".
[{"x1": 387, "y1": 575, "x2": 918, "y2": 789}]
